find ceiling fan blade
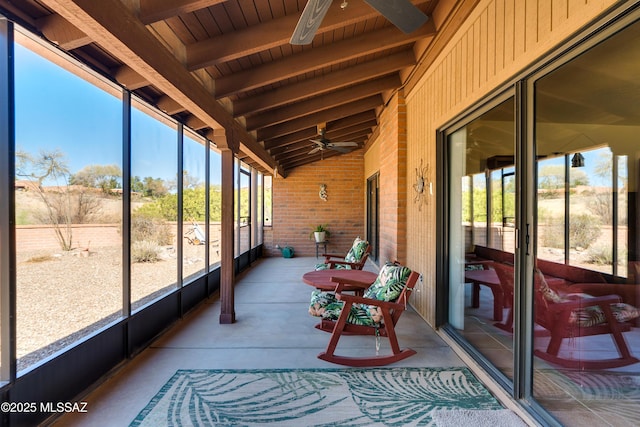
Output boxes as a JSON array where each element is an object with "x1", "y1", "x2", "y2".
[
  {"x1": 329, "y1": 146, "x2": 351, "y2": 153},
  {"x1": 364, "y1": 0, "x2": 429, "y2": 34},
  {"x1": 308, "y1": 147, "x2": 322, "y2": 155},
  {"x1": 310, "y1": 138, "x2": 324, "y2": 145},
  {"x1": 329, "y1": 141, "x2": 358, "y2": 147},
  {"x1": 290, "y1": 0, "x2": 333, "y2": 45}
]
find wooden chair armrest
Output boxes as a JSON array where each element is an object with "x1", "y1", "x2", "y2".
[
  {"x1": 327, "y1": 260, "x2": 360, "y2": 268},
  {"x1": 465, "y1": 260, "x2": 494, "y2": 268},
  {"x1": 549, "y1": 294, "x2": 622, "y2": 313},
  {"x1": 335, "y1": 293, "x2": 405, "y2": 311},
  {"x1": 322, "y1": 253, "x2": 345, "y2": 259}
]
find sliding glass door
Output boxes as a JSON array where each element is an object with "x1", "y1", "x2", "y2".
[
  {"x1": 444, "y1": 14, "x2": 640, "y2": 426},
  {"x1": 532, "y1": 19, "x2": 640, "y2": 425},
  {"x1": 446, "y1": 96, "x2": 516, "y2": 380}
]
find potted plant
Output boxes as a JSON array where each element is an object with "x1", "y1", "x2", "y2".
[{"x1": 310, "y1": 224, "x2": 331, "y2": 242}]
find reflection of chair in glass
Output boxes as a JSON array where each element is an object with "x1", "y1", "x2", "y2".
[
  {"x1": 315, "y1": 237, "x2": 370, "y2": 270},
  {"x1": 534, "y1": 269, "x2": 640, "y2": 369},
  {"x1": 491, "y1": 262, "x2": 515, "y2": 332},
  {"x1": 309, "y1": 262, "x2": 419, "y2": 366},
  {"x1": 464, "y1": 262, "x2": 506, "y2": 321}
]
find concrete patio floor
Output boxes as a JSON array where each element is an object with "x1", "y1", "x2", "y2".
[{"x1": 50, "y1": 256, "x2": 475, "y2": 426}]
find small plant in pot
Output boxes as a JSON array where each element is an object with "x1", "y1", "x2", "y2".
[{"x1": 310, "y1": 224, "x2": 331, "y2": 242}]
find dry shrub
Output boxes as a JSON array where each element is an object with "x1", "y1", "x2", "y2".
[
  {"x1": 26, "y1": 255, "x2": 55, "y2": 263},
  {"x1": 131, "y1": 240, "x2": 161, "y2": 263},
  {"x1": 131, "y1": 214, "x2": 172, "y2": 246}
]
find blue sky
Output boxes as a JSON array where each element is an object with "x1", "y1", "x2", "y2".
[
  {"x1": 14, "y1": 42, "x2": 221, "y2": 185},
  {"x1": 468, "y1": 148, "x2": 616, "y2": 189}
]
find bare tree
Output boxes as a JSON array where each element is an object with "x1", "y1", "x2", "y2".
[{"x1": 16, "y1": 149, "x2": 103, "y2": 251}]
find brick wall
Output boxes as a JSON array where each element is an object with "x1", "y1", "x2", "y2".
[
  {"x1": 377, "y1": 91, "x2": 407, "y2": 264},
  {"x1": 16, "y1": 224, "x2": 121, "y2": 252},
  {"x1": 264, "y1": 151, "x2": 365, "y2": 257}
]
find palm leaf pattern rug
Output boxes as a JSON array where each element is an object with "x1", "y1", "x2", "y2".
[{"x1": 130, "y1": 367, "x2": 506, "y2": 426}]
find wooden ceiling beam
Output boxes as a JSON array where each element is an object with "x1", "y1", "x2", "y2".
[
  {"x1": 246, "y1": 75, "x2": 400, "y2": 131},
  {"x1": 269, "y1": 129, "x2": 361, "y2": 155},
  {"x1": 233, "y1": 50, "x2": 415, "y2": 117},
  {"x1": 36, "y1": 14, "x2": 92, "y2": 50},
  {"x1": 265, "y1": 120, "x2": 376, "y2": 152},
  {"x1": 272, "y1": 130, "x2": 370, "y2": 161},
  {"x1": 215, "y1": 21, "x2": 436, "y2": 98},
  {"x1": 256, "y1": 96, "x2": 382, "y2": 141},
  {"x1": 156, "y1": 95, "x2": 186, "y2": 115},
  {"x1": 138, "y1": 0, "x2": 228, "y2": 25},
  {"x1": 114, "y1": 65, "x2": 150, "y2": 89},
  {"x1": 278, "y1": 140, "x2": 365, "y2": 163},
  {"x1": 272, "y1": 141, "x2": 319, "y2": 159},
  {"x1": 186, "y1": 0, "x2": 380, "y2": 69},
  {"x1": 325, "y1": 124, "x2": 375, "y2": 141},
  {"x1": 264, "y1": 128, "x2": 318, "y2": 151},
  {"x1": 281, "y1": 149, "x2": 343, "y2": 171},
  {"x1": 186, "y1": 115, "x2": 208, "y2": 130},
  {"x1": 266, "y1": 112, "x2": 377, "y2": 153},
  {"x1": 326, "y1": 110, "x2": 378, "y2": 132}
]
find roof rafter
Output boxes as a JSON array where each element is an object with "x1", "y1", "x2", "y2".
[
  {"x1": 246, "y1": 74, "x2": 400, "y2": 131},
  {"x1": 233, "y1": 50, "x2": 416, "y2": 117},
  {"x1": 214, "y1": 21, "x2": 436, "y2": 98},
  {"x1": 139, "y1": 0, "x2": 228, "y2": 25},
  {"x1": 186, "y1": 0, "x2": 383, "y2": 69},
  {"x1": 257, "y1": 95, "x2": 382, "y2": 141}
]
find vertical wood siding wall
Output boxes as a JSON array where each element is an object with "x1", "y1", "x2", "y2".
[{"x1": 405, "y1": 0, "x2": 618, "y2": 325}]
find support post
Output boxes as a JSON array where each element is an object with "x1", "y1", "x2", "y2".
[{"x1": 215, "y1": 128, "x2": 236, "y2": 324}]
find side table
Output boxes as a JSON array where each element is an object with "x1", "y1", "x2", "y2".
[{"x1": 315, "y1": 240, "x2": 328, "y2": 258}]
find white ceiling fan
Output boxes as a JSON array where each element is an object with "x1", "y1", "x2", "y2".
[
  {"x1": 308, "y1": 126, "x2": 358, "y2": 156},
  {"x1": 290, "y1": 0, "x2": 429, "y2": 45}
]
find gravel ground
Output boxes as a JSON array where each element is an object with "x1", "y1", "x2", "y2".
[{"x1": 15, "y1": 243, "x2": 212, "y2": 371}]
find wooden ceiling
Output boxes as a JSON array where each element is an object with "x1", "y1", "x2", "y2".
[{"x1": 0, "y1": 0, "x2": 474, "y2": 176}]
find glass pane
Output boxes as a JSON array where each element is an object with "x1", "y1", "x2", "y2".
[
  {"x1": 264, "y1": 175, "x2": 273, "y2": 227},
  {"x1": 472, "y1": 174, "x2": 487, "y2": 247},
  {"x1": 238, "y1": 168, "x2": 250, "y2": 255},
  {"x1": 255, "y1": 173, "x2": 263, "y2": 246},
  {"x1": 500, "y1": 169, "x2": 516, "y2": 252},
  {"x1": 209, "y1": 148, "x2": 221, "y2": 268},
  {"x1": 130, "y1": 99, "x2": 178, "y2": 310},
  {"x1": 569, "y1": 147, "x2": 613, "y2": 273},
  {"x1": 447, "y1": 97, "x2": 515, "y2": 380},
  {"x1": 533, "y1": 21, "x2": 640, "y2": 425},
  {"x1": 537, "y1": 156, "x2": 566, "y2": 263},
  {"x1": 182, "y1": 132, "x2": 206, "y2": 282},
  {"x1": 14, "y1": 35, "x2": 123, "y2": 371},
  {"x1": 617, "y1": 155, "x2": 628, "y2": 278}
]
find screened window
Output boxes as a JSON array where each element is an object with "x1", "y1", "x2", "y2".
[
  {"x1": 130, "y1": 99, "x2": 178, "y2": 310},
  {"x1": 182, "y1": 131, "x2": 206, "y2": 282},
  {"x1": 14, "y1": 32, "x2": 123, "y2": 371}
]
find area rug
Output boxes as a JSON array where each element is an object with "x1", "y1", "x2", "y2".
[
  {"x1": 130, "y1": 367, "x2": 516, "y2": 426},
  {"x1": 533, "y1": 368, "x2": 640, "y2": 421},
  {"x1": 429, "y1": 409, "x2": 527, "y2": 426}
]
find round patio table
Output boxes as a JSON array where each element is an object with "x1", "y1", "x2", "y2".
[{"x1": 302, "y1": 269, "x2": 378, "y2": 295}]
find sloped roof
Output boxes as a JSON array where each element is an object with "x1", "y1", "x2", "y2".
[{"x1": 0, "y1": 0, "x2": 476, "y2": 176}]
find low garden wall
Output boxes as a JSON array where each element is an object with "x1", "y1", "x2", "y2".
[{"x1": 16, "y1": 224, "x2": 121, "y2": 252}]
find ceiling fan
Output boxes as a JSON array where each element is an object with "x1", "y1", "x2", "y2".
[
  {"x1": 290, "y1": 0, "x2": 429, "y2": 45},
  {"x1": 308, "y1": 127, "x2": 358, "y2": 155}
]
